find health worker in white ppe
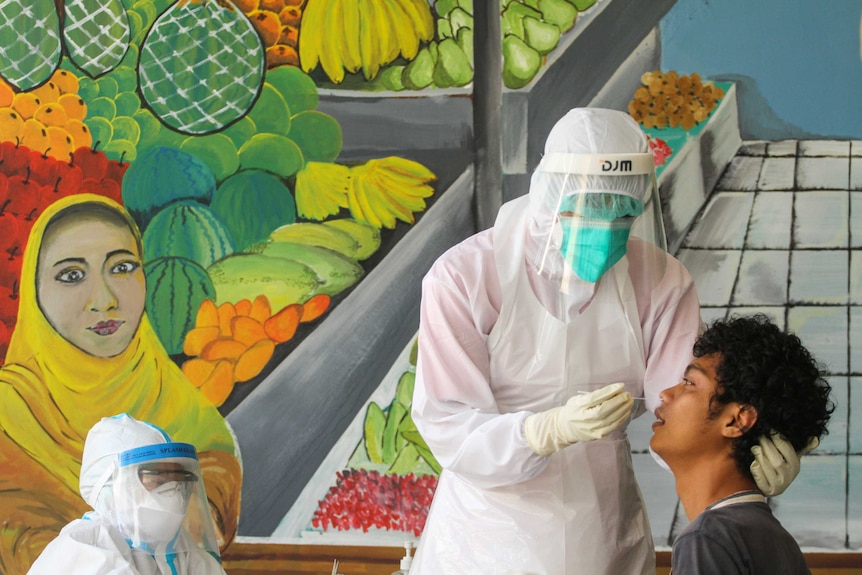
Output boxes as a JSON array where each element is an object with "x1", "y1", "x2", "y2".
[
  {"x1": 410, "y1": 107, "x2": 804, "y2": 575},
  {"x1": 27, "y1": 413, "x2": 226, "y2": 575}
]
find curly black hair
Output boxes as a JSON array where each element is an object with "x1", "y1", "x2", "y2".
[{"x1": 693, "y1": 314, "x2": 834, "y2": 480}]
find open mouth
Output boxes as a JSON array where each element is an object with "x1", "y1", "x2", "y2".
[{"x1": 88, "y1": 320, "x2": 124, "y2": 336}]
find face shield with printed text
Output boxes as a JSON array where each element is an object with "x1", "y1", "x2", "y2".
[
  {"x1": 528, "y1": 151, "x2": 668, "y2": 292},
  {"x1": 112, "y1": 441, "x2": 221, "y2": 562}
]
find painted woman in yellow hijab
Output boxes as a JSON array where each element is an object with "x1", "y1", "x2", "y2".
[{"x1": 0, "y1": 194, "x2": 241, "y2": 575}]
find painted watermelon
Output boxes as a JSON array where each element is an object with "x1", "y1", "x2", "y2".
[
  {"x1": 145, "y1": 256, "x2": 216, "y2": 355},
  {"x1": 143, "y1": 200, "x2": 235, "y2": 268},
  {"x1": 122, "y1": 147, "x2": 217, "y2": 229},
  {"x1": 210, "y1": 169, "x2": 297, "y2": 251}
]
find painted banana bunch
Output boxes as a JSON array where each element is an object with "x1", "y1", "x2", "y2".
[
  {"x1": 299, "y1": 0, "x2": 435, "y2": 83},
  {"x1": 294, "y1": 157, "x2": 436, "y2": 229}
]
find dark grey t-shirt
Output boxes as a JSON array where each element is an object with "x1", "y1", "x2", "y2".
[{"x1": 671, "y1": 494, "x2": 810, "y2": 575}]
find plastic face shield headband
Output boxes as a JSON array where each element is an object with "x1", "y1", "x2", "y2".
[{"x1": 538, "y1": 152, "x2": 657, "y2": 284}]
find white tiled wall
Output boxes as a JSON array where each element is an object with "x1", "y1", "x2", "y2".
[{"x1": 632, "y1": 139, "x2": 862, "y2": 551}]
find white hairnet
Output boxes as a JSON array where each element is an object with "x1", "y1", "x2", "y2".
[
  {"x1": 79, "y1": 413, "x2": 171, "y2": 507},
  {"x1": 543, "y1": 107, "x2": 647, "y2": 155}
]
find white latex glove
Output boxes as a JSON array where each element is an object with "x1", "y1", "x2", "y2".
[
  {"x1": 524, "y1": 383, "x2": 634, "y2": 457},
  {"x1": 750, "y1": 431, "x2": 819, "y2": 496}
]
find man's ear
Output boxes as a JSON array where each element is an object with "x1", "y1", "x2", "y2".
[{"x1": 722, "y1": 404, "x2": 758, "y2": 438}]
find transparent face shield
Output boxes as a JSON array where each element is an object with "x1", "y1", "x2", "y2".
[
  {"x1": 112, "y1": 442, "x2": 221, "y2": 562},
  {"x1": 528, "y1": 152, "x2": 667, "y2": 291}
]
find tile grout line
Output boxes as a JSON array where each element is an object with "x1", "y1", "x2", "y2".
[
  {"x1": 786, "y1": 142, "x2": 798, "y2": 334},
  {"x1": 845, "y1": 147, "x2": 852, "y2": 549}
]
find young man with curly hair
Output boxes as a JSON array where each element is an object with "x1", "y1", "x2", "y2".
[{"x1": 651, "y1": 314, "x2": 834, "y2": 575}]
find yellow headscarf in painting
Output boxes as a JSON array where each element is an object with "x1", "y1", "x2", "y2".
[{"x1": 0, "y1": 193, "x2": 237, "y2": 495}]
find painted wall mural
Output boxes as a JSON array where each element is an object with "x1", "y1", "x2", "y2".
[{"x1": 0, "y1": 0, "x2": 860, "y2": 571}]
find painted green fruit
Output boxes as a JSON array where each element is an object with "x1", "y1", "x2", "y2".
[
  {"x1": 524, "y1": 16, "x2": 561, "y2": 55},
  {"x1": 95, "y1": 76, "x2": 119, "y2": 99},
  {"x1": 247, "y1": 82, "x2": 291, "y2": 136},
  {"x1": 114, "y1": 92, "x2": 141, "y2": 117},
  {"x1": 396, "y1": 370, "x2": 415, "y2": 407},
  {"x1": 64, "y1": 0, "x2": 130, "y2": 77},
  {"x1": 388, "y1": 443, "x2": 422, "y2": 475},
  {"x1": 77, "y1": 76, "x2": 99, "y2": 101},
  {"x1": 127, "y1": 9, "x2": 145, "y2": 46},
  {"x1": 379, "y1": 66, "x2": 406, "y2": 91},
  {"x1": 122, "y1": 146, "x2": 217, "y2": 228},
  {"x1": 364, "y1": 403, "x2": 386, "y2": 463},
  {"x1": 120, "y1": 43, "x2": 139, "y2": 69},
  {"x1": 143, "y1": 200, "x2": 235, "y2": 268},
  {"x1": 0, "y1": 0, "x2": 61, "y2": 91},
  {"x1": 401, "y1": 46, "x2": 435, "y2": 90},
  {"x1": 433, "y1": 38, "x2": 473, "y2": 88},
  {"x1": 247, "y1": 240, "x2": 363, "y2": 297},
  {"x1": 539, "y1": 0, "x2": 578, "y2": 32},
  {"x1": 87, "y1": 97, "x2": 117, "y2": 121},
  {"x1": 502, "y1": 34, "x2": 541, "y2": 90},
  {"x1": 134, "y1": 109, "x2": 162, "y2": 150},
  {"x1": 456, "y1": 27, "x2": 474, "y2": 64},
  {"x1": 269, "y1": 222, "x2": 359, "y2": 259},
  {"x1": 572, "y1": 0, "x2": 597, "y2": 10},
  {"x1": 143, "y1": 123, "x2": 186, "y2": 152},
  {"x1": 206, "y1": 253, "x2": 323, "y2": 311},
  {"x1": 138, "y1": 0, "x2": 265, "y2": 134},
  {"x1": 101, "y1": 138, "x2": 137, "y2": 162},
  {"x1": 322, "y1": 218, "x2": 381, "y2": 260},
  {"x1": 145, "y1": 256, "x2": 216, "y2": 355},
  {"x1": 237, "y1": 133, "x2": 304, "y2": 178},
  {"x1": 382, "y1": 400, "x2": 408, "y2": 463},
  {"x1": 211, "y1": 168, "x2": 297, "y2": 251},
  {"x1": 434, "y1": 0, "x2": 458, "y2": 17},
  {"x1": 112, "y1": 65, "x2": 138, "y2": 92},
  {"x1": 264, "y1": 65, "x2": 319, "y2": 115},
  {"x1": 180, "y1": 133, "x2": 239, "y2": 182},
  {"x1": 85, "y1": 116, "x2": 114, "y2": 149},
  {"x1": 437, "y1": 19, "x2": 453, "y2": 40},
  {"x1": 221, "y1": 116, "x2": 255, "y2": 150},
  {"x1": 112, "y1": 116, "x2": 141, "y2": 145},
  {"x1": 447, "y1": 7, "x2": 472, "y2": 36},
  {"x1": 501, "y1": 2, "x2": 541, "y2": 39},
  {"x1": 287, "y1": 110, "x2": 341, "y2": 163}
]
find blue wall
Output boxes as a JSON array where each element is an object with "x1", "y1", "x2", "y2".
[{"x1": 660, "y1": 1, "x2": 862, "y2": 140}]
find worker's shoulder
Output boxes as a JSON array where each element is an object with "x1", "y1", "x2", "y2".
[
  {"x1": 628, "y1": 238, "x2": 693, "y2": 283},
  {"x1": 428, "y1": 228, "x2": 495, "y2": 277}
]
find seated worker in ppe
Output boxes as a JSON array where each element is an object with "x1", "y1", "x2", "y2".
[
  {"x1": 27, "y1": 413, "x2": 227, "y2": 575},
  {"x1": 652, "y1": 314, "x2": 833, "y2": 575},
  {"x1": 410, "y1": 107, "x2": 808, "y2": 575}
]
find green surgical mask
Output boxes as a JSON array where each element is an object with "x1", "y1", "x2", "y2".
[
  {"x1": 558, "y1": 192, "x2": 642, "y2": 282},
  {"x1": 559, "y1": 218, "x2": 634, "y2": 283}
]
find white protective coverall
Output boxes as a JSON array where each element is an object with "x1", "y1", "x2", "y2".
[
  {"x1": 410, "y1": 108, "x2": 702, "y2": 574},
  {"x1": 27, "y1": 414, "x2": 226, "y2": 575},
  {"x1": 27, "y1": 520, "x2": 223, "y2": 575}
]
